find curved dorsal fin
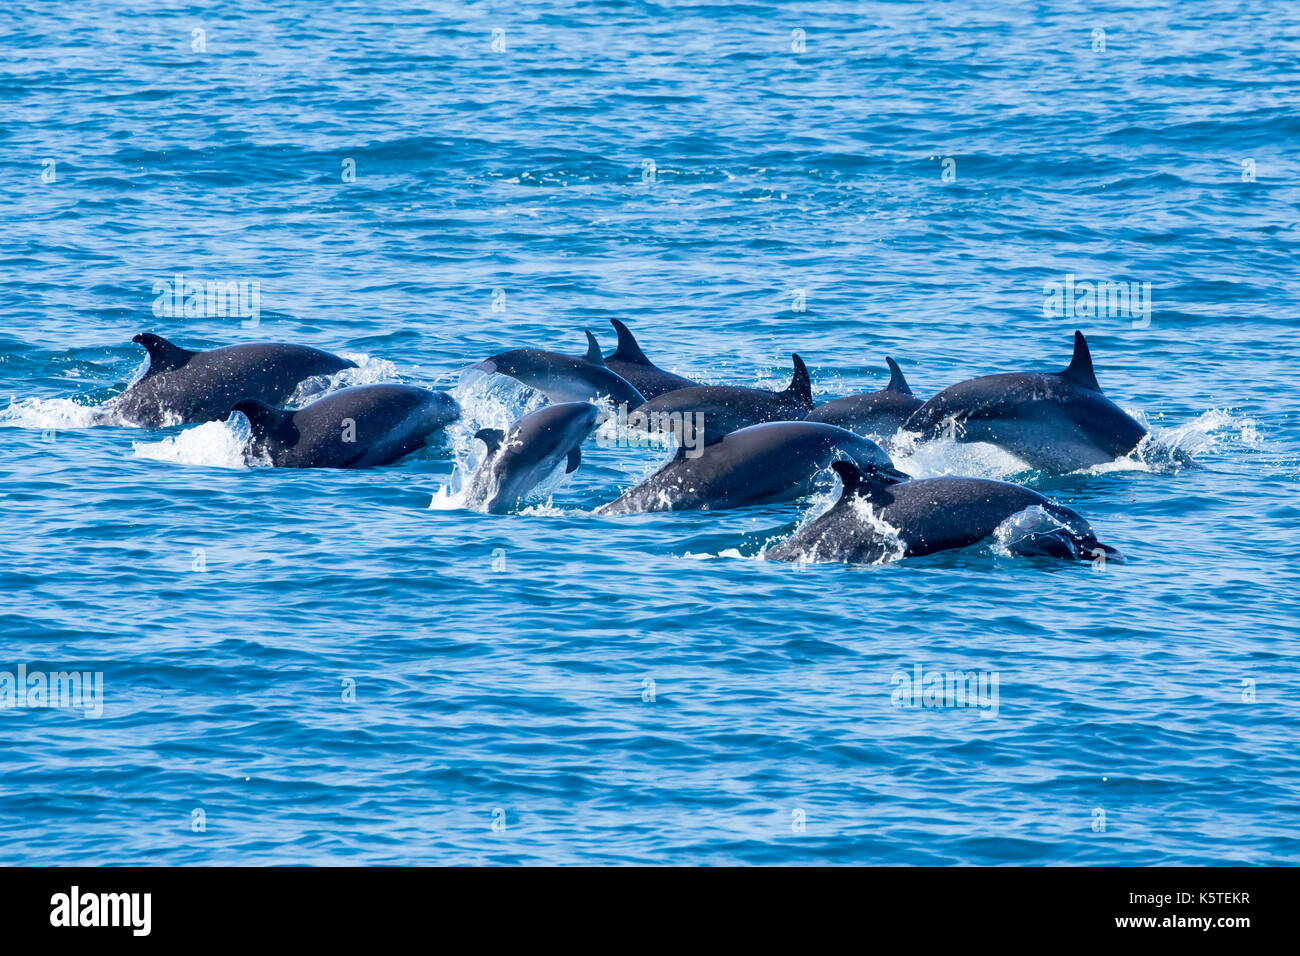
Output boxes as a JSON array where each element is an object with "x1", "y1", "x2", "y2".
[
  {"x1": 832, "y1": 460, "x2": 868, "y2": 497},
  {"x1": 232, "y1": 400, "x2": 296, "y2": 444},
  {"x1": 832, "y1": 459, "x2": 907, "y2": 501},
  {"x1": 884, "y1": 357, "x2": 913, "y2": 396},
  {"x1": 784, "y1": 353, "x2": 811, "y2": 404},
  {"x1": 133, "y1": 332, "x2": 195, "y2": 376},
  {"x1": 609, "y1": 319, "x2": 651, "y2": 365},
  {"x1": 475, "y1": 427, "x2": 505, "y2": 454},
  {"x1": 582, "y1": 330, "x2": 605, "y2": 366},
  {"x1": 1062, "y1": 330, "x2": 1100, "y2": 391}
]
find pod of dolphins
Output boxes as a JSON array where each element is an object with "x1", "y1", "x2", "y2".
[{"x1": 105, "y1": 320, "x2": 1148, "y2": 565}]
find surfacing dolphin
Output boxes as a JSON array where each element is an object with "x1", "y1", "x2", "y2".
[
  {"x1": 765, "y1": 460, "x2": 1121, "y2": 564},
  {"x1": 903, "y1": 330, "x2": 1146, "y2": 472},
  {"x1": 630, "y1": 353, "x2": 815, "y2": 446},
  {"x1": 472, "y1": 332, "x2": 646, "y2": 409},
  {"x1": 464, "y1": 402, "x2": 600, "y2": 513},
  {"x1": 602, "y1": 319, "x2": 700, "y2": 400},
  {"x1": 805, "y1": 357, "x2": 923, "y2": 438},
  {"x1": 232, "y1": 384, "x2": 459, "y2": 468},
  {"x1": 112, "y1": 332, "x2": 356, "y2": 427},
  {"x1": 596, "y1": 421, "x2": 907, "y2": 514}
]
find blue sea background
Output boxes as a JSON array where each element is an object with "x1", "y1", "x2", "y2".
[{"x1": 2, "y1": 0, "x2": 1298, "y2": 865}]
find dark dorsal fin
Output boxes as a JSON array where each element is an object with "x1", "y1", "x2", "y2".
[
  {"x1": 832, "y1": 460, "x2": 869, "y2": 497},
  {"x1": 475, "y1": 428, "x2": 505, "y2": 454},
  {"x1": 133, "y1": 332, "x2": 195, "y2": 376},
  {"x1": 784, "y1": 353, "x2": 812, "y2": 404},
  {"x1": 582, "y1": 330, "x2": 605, "y2": 366},
  {"x1": 885, "y1": 357, "x2": 913, "y2": 396},
  {"x1": 232, "y1": 400, "x2": 296, "y2": 444},
  {"x1": 832, "y1": 460, "x2": 906, "y2": 501},
  {"x1": 609, "y1": 319, "x2": 651, "y2": 365},
  {"x1": 1061, "y1": 330, "x2": 1100, "y2": 391}
]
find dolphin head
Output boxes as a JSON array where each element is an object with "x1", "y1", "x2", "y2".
[
  {"x1": 999, "y1": 501, "x2": 1123, "y2": 563},
  {"x1": 469, "y1": 402, "x2": 599, "y2": 513}
]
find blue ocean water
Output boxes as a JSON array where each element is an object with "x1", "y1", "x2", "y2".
[{"x1": 2, "y1": 0, "x2": 1298, "y2": 865}]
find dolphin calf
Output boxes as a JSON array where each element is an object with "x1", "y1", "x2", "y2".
[
  {"x1": 473, "y1": 332, "x2": 646, "y2": 408},
  {"x1": 766, "y1": 461, "x2": 1120, "y2": 564},
  {"x1": 596, "y1": 421, "x2": 907, "y2": 514},
  {"x1": 902, "y1": 331, "x2": 1146, "y2": 472},
  {"x1": 602, "y1": 319, "x2": 700, "y2": 400},
  {"x1": 111, "y1": 333, "x2": 356, "y2": 427},
  {"x1": 805, "y1": 357, "x2": 923, "y2": 438},
  {"x1": 630, "y1": 353, "x2": 815, "y2": 446},
  {"x1": 231, "y1": 384, "x2": 460, "y2": 468},
  {"x1": 464, "y1": 402, "x2": 600, "y2": 513}
]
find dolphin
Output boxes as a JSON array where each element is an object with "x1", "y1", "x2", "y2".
[
  {"x1": 464, "y1": 402, "x2": 600, "y2": 513},
  {"x1": 596, "y1": 421, "x2": 907, "y2": 514},
  {"x1": 629, "y1": 353, "x2": 815, "y2": 446},
  {"x1": 231, "y1": 384, "x2": 460, "y2": 468},
  {"x1": 805, "y1": 357, "x2": 923, "y2": 438},
  {"x1": 602, "y1": 319, "x2": 700, "y2": 400},
  {"x1": 765, "y1": 460, "x2": 1121, "y2": 564},
  {"x1": 111, "y1": 332, "x2": 356, "y2": 427},
  {"x1": 902, "y1": 330, "x2": 1146, "y2": 472},
  {"x1": 472, "y1": 332, "x2": 646, "y2": 408}
]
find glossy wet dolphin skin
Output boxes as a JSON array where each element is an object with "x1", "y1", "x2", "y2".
[
  {"x1": 597, "y1": 420, "x2": 906, "y2": 514},
  {"x1": 766, "y1": 462, "x2": 1120, "y2": 564},
  {"x1": 233, "y1": 384, "x2": 460, "y2": 468},
  {"x1": 903, "y1": 330, "x2": 1146, "y2": 472},
  {"x1": 465, "y1": 401, "x2": 600, "y2": 513},
  {"x1": 112, "y1": 332, "x2": 356, "y2": 426}
]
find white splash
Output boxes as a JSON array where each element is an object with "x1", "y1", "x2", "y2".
[
  {"x1": 1086, "y1": 407, "x2": 1264, "y2": 475},
  {"x1": 131, "y1": 417, "x2": 255, "y2": 469},
  {"x1": 0, "y1": 396, "x2": 115, "y2": 430},
  {"x1": 681, "y1": 548, "x2": 752, "y2": 561},
  {"x1": 888, "y1": 429, "x2": 1033, "y2": 480},
  {"x1": 287, "y1": 352, "x2": 400, "y2": 405},
  {"x1": 430, "y1": 368, "x2": 585, "y2": 511},
  {"x1": 990, "y1": 505, "x2": 1071, "y2": 558}
]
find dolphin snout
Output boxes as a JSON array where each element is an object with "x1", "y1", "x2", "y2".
[{"x1": 1088, "y1": 541, "x2": 1124, "y2": 564}]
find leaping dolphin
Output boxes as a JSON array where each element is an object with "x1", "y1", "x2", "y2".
[
  {"x1": 464, "y1": 402, "x2": 600, "y2": 513},
  {"x1": 602, "y1": 319, "x2": 700, "y2": 400},
  {"x1": 472, "y1": 332, "x2": 646, "y2": 409},
  {"x1": 232, "y1": 384, "x2": 459, "y2": 468},
  {"x1": 902, "y1": 330, "x2": 1146, "y2": 472},
  {"x1": 765, "y1": 460, "x2": 1121, "y2": 564},
  {"x1": 112, "y1": 332, "x2": 356, "y2": 426},
  {"x1": 630, "y1": 353, "x2": 815, "y2": 446},
  {"x1": 596, "y1": 420, "x2": 906, "y2": 514},
  {"x1": 805, "y1": 357, "x2": 923, "y2": 438}
]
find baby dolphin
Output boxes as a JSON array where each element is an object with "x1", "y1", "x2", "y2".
[
  {"x1": 805, "y1": 357, "x2": 923, "y2": 438},
  {"x1": 231, "y1": 384, "x2": 459, "y2": 468},
  {"x1": 631, "y1": 353, "x2": 815, "y2": 446},
  {"x1": 473, "y1": 332, "x2": 646, "y2": 409},
  {"x1": 464, "y1": 402, "x2": 600, "y2": 513},
  {"x1": 596, "y1": 421, "x2": 906, "y2": 514},
  {"x1": 602, "y1": 319, "x2": 700, "y2": 400},
  {"x1": 766, "y1": 461, "x2": 1121, "y2": 564},
  {"x1": 903, "y1": 330, "x2": 1146, "y2": 472},
  {"x1": 113, "y1": 332, "x2": 356, "y2": 427}
]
